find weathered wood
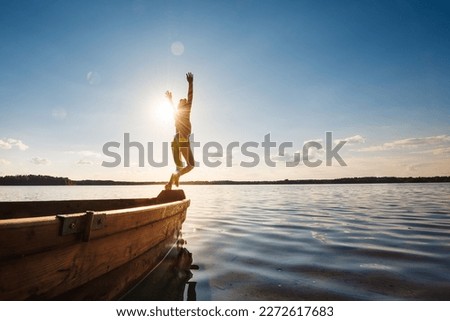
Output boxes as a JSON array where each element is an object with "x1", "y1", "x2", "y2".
[
  {"x1": 0, "y1": 200, "x2": 189, "y2": 260},
  {"x1": 82, "y1": 211, "x2": 94, "y2": 242},
  {"x1": 0, "y1": 216, "x2": 77, "y2": 260},
  {"x1": 156, "y1": 189, "x2": 186, "y2": 204},
  {"x1": 53, "y1": 237, "x2": 178, "y2": 300},
  {"x1": 0, "y1": 190, "x2": 189, "y2": 300},
  {"x1": 0, "y1": 190, "x2": 185, "y2": 219},
  {"x1": 0, "y1": 208, "x2": 186, "y2": 300},
  {"x1": 0, "y1": 198, "x2": 157, "y2": 219}
]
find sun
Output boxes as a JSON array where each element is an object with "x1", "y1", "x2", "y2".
[{"x1": 153, "y1": 98, "x2": 174, "y2": 125}]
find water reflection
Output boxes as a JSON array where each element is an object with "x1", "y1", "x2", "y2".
[{"x1": 122, "y1": 240, "x2": 197, "y2": 301}]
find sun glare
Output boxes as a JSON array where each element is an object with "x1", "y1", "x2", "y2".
[{"x1": 152, "y1": 98, "x2": 174, "y2": 125}]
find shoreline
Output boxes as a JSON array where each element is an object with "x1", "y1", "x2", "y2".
[{"x1": 0, "y1": 175, "x2": 449, "y2": 186}]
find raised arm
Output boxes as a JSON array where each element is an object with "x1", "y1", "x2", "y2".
[
  {"x1": 186, "y1": 72, "x2": 193, "y2": 105},
  {"x1": 165, "y1": 90, "x2": 176, "y2": 112}
]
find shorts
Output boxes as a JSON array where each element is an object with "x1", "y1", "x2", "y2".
[{"x1": 171, "y1": 133, "x2": 195, "y2": 168}]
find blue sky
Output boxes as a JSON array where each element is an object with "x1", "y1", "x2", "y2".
[{"x1": 1, "y1": 0, "x2": 449, "y2": 181}]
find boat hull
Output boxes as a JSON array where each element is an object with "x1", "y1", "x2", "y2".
[{"x1": 0, "y1": 190, "x2": 189, "y2": 300}]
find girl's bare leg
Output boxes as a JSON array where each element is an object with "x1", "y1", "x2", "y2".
[{"x1": 173, "y1": 146, "x2": 194, "y2": 187}]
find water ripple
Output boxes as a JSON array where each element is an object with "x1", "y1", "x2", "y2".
[{"x1": 181, "y1": 183, "x2": 450, "y2": 300}]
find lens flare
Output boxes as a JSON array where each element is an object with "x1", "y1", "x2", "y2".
[
  {"x1": 171, "y1": 41, "x2": 184, "y2": 56},
  {"x1": 152, "y1": 98, "x2": 174, "y2": 125}
]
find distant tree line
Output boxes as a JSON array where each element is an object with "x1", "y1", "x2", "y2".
[
  {"x1": 0, "y1": 175, "x2": 159, "y2": 186},
  {"x1": 190, "y1": 176, "x2": 450, "y2": 185},
  {"x1": 0, "y1": 175, "x2": 74, "y2": 185},
  {"x1": 0, "y1": 174, "x2": 449, "y2": 186}
]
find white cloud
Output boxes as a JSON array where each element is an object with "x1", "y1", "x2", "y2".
[
  {"x1": 272, "y1": 152, "x2": 295, "y2": 162},
  {"x1": 0, "y1": 159, "x2": 11, "y2": 165},
  {"x1": 303, "y1": 146, "x2": 325, "y2": 161},
  {"x1": 77, "y1": 159, "x2": 94, "y2": 165},
  {"x1": 359, "y1": 135, "x2": 450, "y2": 152},
  {"x1": 304, "y1": 138, "x2": 323, "y2": 145},
  {"x1": 0, "y1": 140, "x2": 9, "y2": 149},
  {"x1": 336, "y1": 135, "x2": 365, "y2": 145},
  {"x1": 430, "y1": 146, "x2": 450, "y2": 155},
  {"x1": 31, "y1": 157, "x2": 51, "y2": 165},
  {"x1": 0, "y1": 138, "x2": 29, "y2": 150},
  {"x1": 272, "y1": 148, "x2": 325, "y2": 164},
  {"x1": 86, "y1": 71, "x2": 101, "y2": 85}
]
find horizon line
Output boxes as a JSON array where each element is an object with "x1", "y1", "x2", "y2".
[{"x1": 0, "y1": 174, "x2": 449, "y2": 186}]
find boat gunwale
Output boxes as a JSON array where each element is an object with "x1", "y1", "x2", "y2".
[
  {"x1": 0, "y1": 198, "x2": 190, "y2": 228},
  {"x1": 0, "y1": 198, "x2": 190, "y2": 261}
]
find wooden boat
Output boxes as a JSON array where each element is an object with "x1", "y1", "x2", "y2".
[{"x1": 0, "y1": 189, "x2": 190, "y2": 300}]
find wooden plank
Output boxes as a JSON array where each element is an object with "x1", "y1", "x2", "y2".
[
  {"x1": 53, "y1": 237, "x2": 178, "y2": 300},
  {"x1": 0, "y1": 216, "x2": 80, "y2": 260},
  {"x1": 0, "y1": 200, "x2": 189, "y2": 260},
  {"x1": 0, "y1": 209, "x2": 186, "y2": 300},
  {"x1": 92, "y1": 201, "x2": 190, "y2": 238},
  {"x1": 0, "y1": 198, "x2": 158, "y2": 219},
  {"x1": 0, "y1": 190, "x2": 186, "y2": 219}
]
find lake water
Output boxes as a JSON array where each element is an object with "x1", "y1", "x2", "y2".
[{"x1": 1, "y1": 183, "x2": 450, "y2": 300}]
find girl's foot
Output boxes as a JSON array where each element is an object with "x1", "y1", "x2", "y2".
[{"x1": 165, "y1": 174, "x2": 175, "y2": 190}]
